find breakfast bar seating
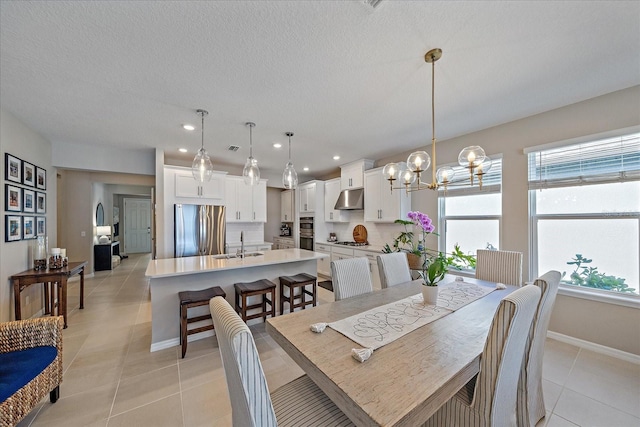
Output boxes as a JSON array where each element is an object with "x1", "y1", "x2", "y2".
[
  {"x1": 234, "y1": 279, "x2": 277, "y2": 322},
  {"x1": 178, "y1": 286, "x2": 226, "y2": 358},
  {"x1": 278, "y1": 273, "x2": 317, "y2": 315}
]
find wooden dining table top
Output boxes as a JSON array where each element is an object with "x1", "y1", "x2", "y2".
[{"x1": 266, "y1": 275, "x2": 516, "y2": 427}]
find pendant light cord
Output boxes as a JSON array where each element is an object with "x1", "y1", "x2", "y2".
[
  {"x1": 430, "y1": 53, "x2": 437, "y2": 184},
  {"x1": 201, "y1": 112, "x2": 205, "y2": 150},
  {"x1": 249, "y1": 124, "x2": 253, "y2": 158}
]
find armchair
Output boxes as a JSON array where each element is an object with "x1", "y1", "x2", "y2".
[{"x1": 0, "y1": 316, "x2": 63, "y2": 427}]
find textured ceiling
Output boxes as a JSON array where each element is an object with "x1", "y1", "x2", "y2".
[{"x1": 1, "y1": 1, "x2": 639, "y2": 177}]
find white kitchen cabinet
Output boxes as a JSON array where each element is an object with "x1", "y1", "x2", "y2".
[
  {"x1": 280, "y1": 190, "x2": 294, "y2": 222},
  {"x1": 273, "y1": 236, "x2": 295, "y2": 250},
  {"x1": 354, "y1": 249, "x2": 382, "y2": 290},
  {"x1": 298, "y1": 182, "x2": 316, "y2": 214},
  {"x1": 175, "y1": 172, "x2": 225, "y2": 201},
  {"x1": 330, "y1": 245, "x2": 354, "y2": 263},
  {"x1": 364, "y1": 167, "x2": 410, "y2": 222},
  {"x1": 225, "y1": 176, "x2": 267, "y2": 222},
  {"x1": 340, "y1": 159, "x2": 374, "y2": 189},
  {"x1": 324, "y1": 178, "x2": 348, "y2": 222},
  {"x1": 315, "y1": 243, "x2": 332, "y2": 276}
]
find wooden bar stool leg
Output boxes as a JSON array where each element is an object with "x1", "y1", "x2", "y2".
[
  {"x1": 270, "y1": 290, "x2": 275, "y2": 318},
  {"x1": 43, "y1": 282, "x2": 50, "y2": 315},
  {"x1": 180, "y1": 304, "x2": 188, "y2": 359},
  {"x1": 280, "y1": 284, "x2": 285, "y2": 315},
  {"x1": 312, "y1": 281, "x2": 317, "y2": 307}
]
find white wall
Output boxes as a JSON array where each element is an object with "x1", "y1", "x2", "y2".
[
  {"x1": 1, "y1": 108, "x2": 56, "y2": 322},
  {"x1": 378, "y1": 85, "x2": 640, "y2": 355},
  {"x1": 52, "y1": 141, "x2": 156, "y2": 176}
]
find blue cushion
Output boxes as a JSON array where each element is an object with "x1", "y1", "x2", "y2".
[{"x1": 0, "y1": 346, "x2": 57, "y2": 403}]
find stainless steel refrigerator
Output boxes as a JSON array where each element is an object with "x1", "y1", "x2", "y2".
[{"x1": 174, "y1": 204, "x2": 226, "y2": 257}]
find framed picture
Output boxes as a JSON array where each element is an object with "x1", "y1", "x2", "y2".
[
  {"x1": 36, "y1": 167, "x2": 46, "y2": 190},
  {"x1": 5, "y1": 153, "x2": 21, "y2": 183},
  {"x1": 36, "y1": 192, "x2": 46, "y2": 214},
  {"x1": 5, "y1": 184, "x2": 22, "y2": 212},
  {"x1": 23, "y1": 162, "x2": 36, "y2": 187},
  {"x1": 5, "y1": 215, "x2": 21, "y2": 242},
  {"x1": 23, "y1": 216, "x2": 35, "y2": 239},
  {"x1": 23, "y1": 189, "x2": 35, "y2": 213},
  {"x1": 36, "y1": 216, "x2": 46, "y2": 236}
]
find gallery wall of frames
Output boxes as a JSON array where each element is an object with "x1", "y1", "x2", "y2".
[{"x1": 4, "y1": 153, "x2": 47, "y2": 242}]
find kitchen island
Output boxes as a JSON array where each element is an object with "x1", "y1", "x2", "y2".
[{"x1": 145, "y1": 248, "x2": 326, "y2": 352}]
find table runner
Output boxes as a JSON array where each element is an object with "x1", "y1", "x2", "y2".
[{"x1": 328, "y1": 281, "x2": 495, "y2": 350}]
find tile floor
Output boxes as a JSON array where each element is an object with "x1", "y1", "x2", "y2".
[{"x1": 16, "y1": 253, "x2": 640, "y2": 427}]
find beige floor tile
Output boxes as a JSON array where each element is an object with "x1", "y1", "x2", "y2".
[
  {"x1": 542, "y1": 379, "x2": 564, "y2": 413},
  {"x1": 178, "y1": 334, "x2": 219, "y2": 362},
  {"x1": 542, "y1": 339, "x2": 579, "y2": 386},
  {"x1": 15, "y1": 403, "x2": 43, "y2": 427},
  {"x1": 179, "y1": 352, "x2": 226, "y2": 391},
  {"x1": 181, "y1": 379, "x2": 232, "y2": 426},
  {"x1": 111, "y1": 365, "x2": 181, "y2": 416},
  {"x1": 108, "y1": 394, "x2": 184, "y2": 427},
  {"x1": 120, "y1": 344, "x2": 178, "y2": 379},
  {"x1": 545, "y1": 414, "x2": 579, "y2": 427},
  {"x1": 31, "y1": 382, "x2": 117, "y2": 427},
  {"x1": 564, "y1": 349, "x2": 640, "y2": 417},
  {"x1": 554, "y1": 388, "x2": 640, "y2": 427},
  {"x1": 60, "y1": 346, "x2": 125, "y2": 396},
  {"x1": 61, "y1": 332, "x2": 89, "y2": 371}
]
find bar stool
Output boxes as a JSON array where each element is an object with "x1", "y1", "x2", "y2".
[
  {"x1": 178, "y1": 286, "x2": 226, "y2": 358},
  {"x1": 234, "y1": 279, "x2": 277, "y2": 323},
  {"x1": 279, "y1": 273, "x2": 317, "y2": 315}
]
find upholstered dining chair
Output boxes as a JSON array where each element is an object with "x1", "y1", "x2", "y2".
[
  {"x1": 476, "y1": 249, "x2": 523, "y2": 286},
  {"x1": 209, "y1": 296, "x2": 353, "y2": 427},
  {"x1": 424, "y1": 284, "x2": 541, "y2": 427},
  {"x1": 377, "y1": 252, "x2": 412, "y2": 289},
  {"x1": 517, "y1": 270, "x2": 561, "y2": 427},
  {"x1": 331, "y1": 257, "x2": 373, "y2": 301}
]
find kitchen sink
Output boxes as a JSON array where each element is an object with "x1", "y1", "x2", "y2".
[{"x1": 211, "y1": 252, "x2": 264, "y2": 259}]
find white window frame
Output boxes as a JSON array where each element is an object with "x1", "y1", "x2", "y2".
[
  {"x1": 526, "y1": 128, "x2": 640, "y2": 307},
  {"x1": 437, "y1": 156, "x2": 503, "y2": 273}
]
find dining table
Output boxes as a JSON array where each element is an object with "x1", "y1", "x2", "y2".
[{"x1": 266, "y1": 275, "x2": 516, "y2": 426}]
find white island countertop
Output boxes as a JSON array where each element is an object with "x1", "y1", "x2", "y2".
[{"x1": 145, "y1": 248, "x2": 327, "y2": 279}]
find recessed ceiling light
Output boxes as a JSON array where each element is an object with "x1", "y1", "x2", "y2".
[
  {"x1": 182, "y1": 124, "x2": 195, "y2": 131},
  {"x1": 273, "y1": 143, "x2": 282, "y2": 148},
  {"x1": 333, "y1": 155, "x2": 340, "y2": 160},
  {"x1": 303, "y1": 167, "x2": 309, "y2": 172},
  {"x1": 178, "y1": 148, "x2": 188, "y2": 153}
]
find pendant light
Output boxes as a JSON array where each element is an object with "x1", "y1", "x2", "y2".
[
  {"x1": 282, "y1": 132, "x2": 298, "y2": 189},
  {"x1": 192, "y1": 109, "x2": 214, "y2": 183},
  {"x1": 242, "y1": 122, "x2": 260, "y2": 185}
]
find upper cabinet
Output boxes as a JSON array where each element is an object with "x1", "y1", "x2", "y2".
[
  {"x1": 364, "y1": 167, "x2": 410, "y2": 222},
  {"x1": 225, "y1": 176, "x2": 267, "y2": 223},
  {"x1": 175, "y1": 171, "x2": 225, "y2": 201},
  {"x1": 340, "y1": 159, "x2": 374, "y2": 189},
  {"x1": 324, "y1": 178, "x2": 348, "y2": 222},
  {"x1": 280, "y1": 190, "x2": 294, "y2": 222},
  {"x1": 298, "y1": 182, "x2": 316, "y2": 214}
]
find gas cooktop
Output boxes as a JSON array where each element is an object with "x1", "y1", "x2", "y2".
[{"x1": 334, "y1": 241, "x2": 369, "y2": 247}]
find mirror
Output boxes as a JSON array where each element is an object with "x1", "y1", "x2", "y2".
[{"x1": 96, "y1": 203, "x2": 105, "y2": 226}]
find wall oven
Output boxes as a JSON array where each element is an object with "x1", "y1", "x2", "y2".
[{"x1": 299, "y1": 217, "x2": 314, "y2": 250}]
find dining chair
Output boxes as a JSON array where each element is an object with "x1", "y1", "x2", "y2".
[
  {"x1": 209, "y1": 296, "x2": 354, "y2": 427},
  {"x1": 517, "y1": 270, "x2": 561, "y2": 427},
  {"x1": 376, "y1": 252, "x2": 412, "y2": 289},
  {"x1": 476, "y1": 249, "x2": 523, "y2": 286},
  {"x1": 330, "y1": 257, "x2": 374, "y2": 301},
  {"x1": 424, "y1": 284, "x2": 541, "y2": 427}
]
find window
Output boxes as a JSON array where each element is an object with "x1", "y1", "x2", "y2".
[
  {"x1": 438, "y1": 157, "x2": 502, "y2": 268},
  {"x1": 528, "y1": 132, "x2": 640, "y2": 297}
]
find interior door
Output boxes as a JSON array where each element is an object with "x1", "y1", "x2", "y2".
[{"x1": 124, "y1": 198, "x2": 151, "y2": 253}]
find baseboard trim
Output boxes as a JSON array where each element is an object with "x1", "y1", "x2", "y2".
[
  {"x1": 547, "y1": 331, "x2": 640, "y2": 365},
  {"x1": 150, "y1": 329, "x2": 215, "y2": 353}
]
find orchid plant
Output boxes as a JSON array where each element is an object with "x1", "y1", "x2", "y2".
[{"x1": 383, "y1": 211, "x2": 476, "y2": 287}]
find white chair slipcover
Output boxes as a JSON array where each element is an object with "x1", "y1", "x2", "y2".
[
  {"x1": 476, "y1": 249, "x2": 523, "y2": 286},
  {"x1": 209, "y1": 296, "x2": 353, "y2": 427},
  {"x1": 517, "y1": 270, "x2": 561, "y2": 427},
  {"x1": 377, "y1": 252, "x2": 412, "y2": 289},
  {"x1": 424, "y1": 284, "x2": 541, "y2": 427},
  {"x1": 330, "y1": 257, "x2": 374, "y2": 301}
]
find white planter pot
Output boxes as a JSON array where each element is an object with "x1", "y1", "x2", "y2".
[{"x1": 421, "y1": 285, "x2": 439, "y2": 305}]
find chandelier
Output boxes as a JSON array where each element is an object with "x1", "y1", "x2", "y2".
[
  {"x1": 242, "y1": 122, "x2": 260, "y2": 185},
  {"x1": 191, "y1": 109, "x2": 214, "y2": 183},
  {"x1": 282, "y1": 132, "x2": 298, "y2": 189},
  {"x1": 383, "y1": 49, "x2": 491, "y2": 193}
]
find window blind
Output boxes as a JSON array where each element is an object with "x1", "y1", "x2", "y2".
[
  {"x1": 438, "y1": 157, "x2": 502, "y2": 196},
  {"x1": 528, "y1": 133, "x2": 640, "y2": 189}
]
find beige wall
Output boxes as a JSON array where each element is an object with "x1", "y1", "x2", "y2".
[
  {"x1": 1, "y1": 108, "x2": 56, "y2": 322},
  {"x1": 378, "y1": 85, "x2": 640, "y2": 355},
  {"x1": 265, "y1": 187, "x2": 283, "y2": 244}
]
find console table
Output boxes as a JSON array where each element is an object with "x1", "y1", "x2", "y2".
[
  {"x1": 94, "y1": 241, "x2": 120, "y2": 271},
  {"x1": 11, "y1": 261, "x2": 87, "y2": 328}
]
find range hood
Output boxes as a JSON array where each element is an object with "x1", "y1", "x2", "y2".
[{"x1": 334, "y1": 188, "x2": 364, "y2": 210}]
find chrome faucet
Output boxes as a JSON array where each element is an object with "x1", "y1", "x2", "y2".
[{"x1": 240, "y1": 231, "x2": 245, "y2": 258}]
